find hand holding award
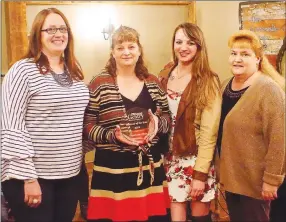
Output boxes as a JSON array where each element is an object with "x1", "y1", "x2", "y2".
[
  {"x1": 144, "y1": 109, "x2": 159, "y2": 143},
  {"x1": 114, "y1": 125, "x2": 140, "y2": 147},
  {"x1": 117, "y1": 107, "x2": 159, "y2": 151}
]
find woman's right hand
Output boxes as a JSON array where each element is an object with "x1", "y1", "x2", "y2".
[
  {"x1": 262, "y1": 182, "x2": 278, "y2": 201},
  {"x1": 114, "y1": 125, "x2": 139, "y2": 148},
  {"x1": 24, "y1": 179, "x2": 42, "y2": 208}
]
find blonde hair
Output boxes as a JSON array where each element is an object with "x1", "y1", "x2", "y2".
[
  {"x1": 105, "y1": 26, "x2": 149, "y2": 80},
  {"x1": 228, "y1": 30, "x2": 285, "y2": 91},
  {"x1": 172, "y1": 23, "x2": 220, "y2": 110}
]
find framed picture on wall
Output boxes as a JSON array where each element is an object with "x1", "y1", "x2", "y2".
[{"x1": 239, "y1": 1, "x2": 285, "y2": 74}]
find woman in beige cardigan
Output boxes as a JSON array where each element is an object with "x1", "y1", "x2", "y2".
[{"x1": 217, "y1": 30, "x2": 285, "y2": 221}]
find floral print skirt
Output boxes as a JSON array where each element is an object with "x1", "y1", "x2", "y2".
[{"x1": 164, "y1": 152, "x2": 216, "y2": 203}]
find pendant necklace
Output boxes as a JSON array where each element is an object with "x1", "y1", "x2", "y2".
[{"x1": 170, "y1": 67, "x2": 190, "y2": 81}]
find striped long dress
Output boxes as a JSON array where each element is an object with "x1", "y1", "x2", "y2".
[
  {"x1": 1, "y1": 59, "x2": 89, "y2": 181},
  {"x1": 83, "y1": 72, "x2": 171, "y2": 221}
]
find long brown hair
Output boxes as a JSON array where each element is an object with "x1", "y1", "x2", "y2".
[
  {"x1": 24, "y1": 8, "x2": 83, "y2": 80},
  {"x1": 228, "y1": 30, "x2": 285, "y2": 91},
  {"x1": 172, "y1": 23, "x2": 220, "y2": 110},
  {"x1": 105, "y1": 26, "x2": 149, "y2": 80}
]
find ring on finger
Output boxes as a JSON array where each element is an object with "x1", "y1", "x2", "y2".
[{"x1": 32, "y1": 199, "x2": 39, "y2": 204}]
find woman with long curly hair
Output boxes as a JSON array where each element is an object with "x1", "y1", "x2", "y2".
[{"x1": 159, "y1": 23, "x2": 221, "y2": 222}]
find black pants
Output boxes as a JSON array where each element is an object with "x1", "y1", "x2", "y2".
[
  {"x1": 78, "y1": 162, "x2": 89, "y2": 204},
  {"x1": 2, "y1": 175, "x2": 79, "y2": 222},
  {"x1": 1, "y1": 191, "x2": 9, "y2": 222},
  {"x1": 225, "y1": 191, "x2": 270, "y2": 222},
  {"x1": 270, "y1": 179, "x2": 286, "y2": 222}
]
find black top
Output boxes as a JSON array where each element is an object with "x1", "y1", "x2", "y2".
[
  {"x1": 217, "y1": 77, "x2": 249, "y2": 156},
  {"x1": 121, "y1": 84, "x2": 156, "y2": 113},
  {"x1": 120, "y1": 84, "x2": 169, "y2": 154}
]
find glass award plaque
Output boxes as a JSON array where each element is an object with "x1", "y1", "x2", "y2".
[{"x1": 120, "y1": 107, "x2": 149, "y2": 145}]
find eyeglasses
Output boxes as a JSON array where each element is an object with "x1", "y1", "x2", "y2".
[{"x1": 41, "y1": 27, "x2": 68, "y2": 35}]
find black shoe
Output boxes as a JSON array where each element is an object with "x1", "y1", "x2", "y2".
[
  {"x1": 80, "y1": 202, "x2": 88, "y2": 221},
  {"x1": 191, "y1": 213, "x2": 212, "y2": 222}
]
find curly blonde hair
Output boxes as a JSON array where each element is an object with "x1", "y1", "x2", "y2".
[
  {"x1": 105, "y1": 26, "x2": 149, "y2": 80},
  {"x1": 228, "y1": 30, "x2": 285, "y2": 91}
]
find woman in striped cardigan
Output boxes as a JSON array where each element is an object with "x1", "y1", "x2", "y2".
[{"x1": 83, "y1": 26, "x2": 171, "y2": 221}]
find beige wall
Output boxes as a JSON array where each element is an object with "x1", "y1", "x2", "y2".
[
  {"x1": 3, "y1": 2, "x2": 244, "y2": 82},
  {"x1": 197, "y1": 1, "x2": 243, "y2": 82},
  {"x1": 3, "y1": 2, "x2": 244, "y2": 162},
  {"x1": 1, "y1": 2, "x2": 8, "y2": 74},
  {"x1": 26, "y1": 4, "x2": 188, "y2": 84}
]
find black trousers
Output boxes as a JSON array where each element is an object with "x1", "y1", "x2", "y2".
[
  {"x1": 2, "y1": 175, "x2": 79, "y2": 222},
  {"x1": 225, "y1": 191, "x2": 270, "y2": 222},
  {"x1": 270, "y1": 179, "x2": 286, "y2": 222},
  {"x1": 78, "y1": 161, "x2": 89, "y2": 204},
  {"x1": 1, "y1": 191, "x2": 9, "y2": 222}
]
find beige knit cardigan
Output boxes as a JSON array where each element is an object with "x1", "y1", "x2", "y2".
[{"x1": 219, "y1": 74, "x2": 285, "y2": 200}]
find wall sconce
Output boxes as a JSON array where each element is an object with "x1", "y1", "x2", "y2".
[{"x1": 102, "y1": 19, "x2": 115, "y2": 40}]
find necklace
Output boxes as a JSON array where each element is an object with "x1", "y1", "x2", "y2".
[
  {"x1": 50, "y1": 64, "x2": 73, "y2": 87},
  {"x1": 170, "y1": 67, "x2": 190, "y2": 81}
]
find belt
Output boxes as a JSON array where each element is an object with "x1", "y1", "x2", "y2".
[{"x1": 137, "y1": 148, "x2": 155, "y2": 186}]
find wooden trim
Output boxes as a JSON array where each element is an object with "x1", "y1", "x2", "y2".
[
  {"x1": 188, "y1": 1, "x2": 196, "y2": 23},
  {"x1": 26, "y1": 1, "x2": 191, "y2": 5},
  {"x1": 5, "y1": 1, "x2": 196, "y2": 68},
  {"x1": 25, "y1": 0, "x2": 196, "y2": 24},
  {"x1": 239, "y1": 1, "x2": 281, "y2": 6},
  {"x1": 5, "y1": 1, "x2": 28, "y2": 68},
  {"x1": 4, "y1": 2, "x2": 11, "y2": 69}
]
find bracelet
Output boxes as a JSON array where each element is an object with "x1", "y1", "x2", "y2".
[{"x1": 24, "y1": 179, "x2": 37, "y2": 184}]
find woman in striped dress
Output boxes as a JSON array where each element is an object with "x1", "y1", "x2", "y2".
[
  {"x1": 1, "y1": 8, "x2": 89, "y2": 222},
  {"x1": 83, "y1": 26, "x2": 171, "y2": 221}
]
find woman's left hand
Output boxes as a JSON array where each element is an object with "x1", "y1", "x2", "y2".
[
  {"x1": 189, "y1": 179, "x2": 205, "y2": 199},
  {"x1": 262, "y1": 182, "x2": 278, "y2": 200},
  {"x1": 144, "y1": 109, "x2": 159, "y2": 143}
]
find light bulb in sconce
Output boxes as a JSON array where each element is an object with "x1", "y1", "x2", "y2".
[
  {"x1": 102, "y1": 19, "x2": 115, "y2": 40},
  {"x1": 75, "y1": 5, "x2": 118, "y2": 41}
]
